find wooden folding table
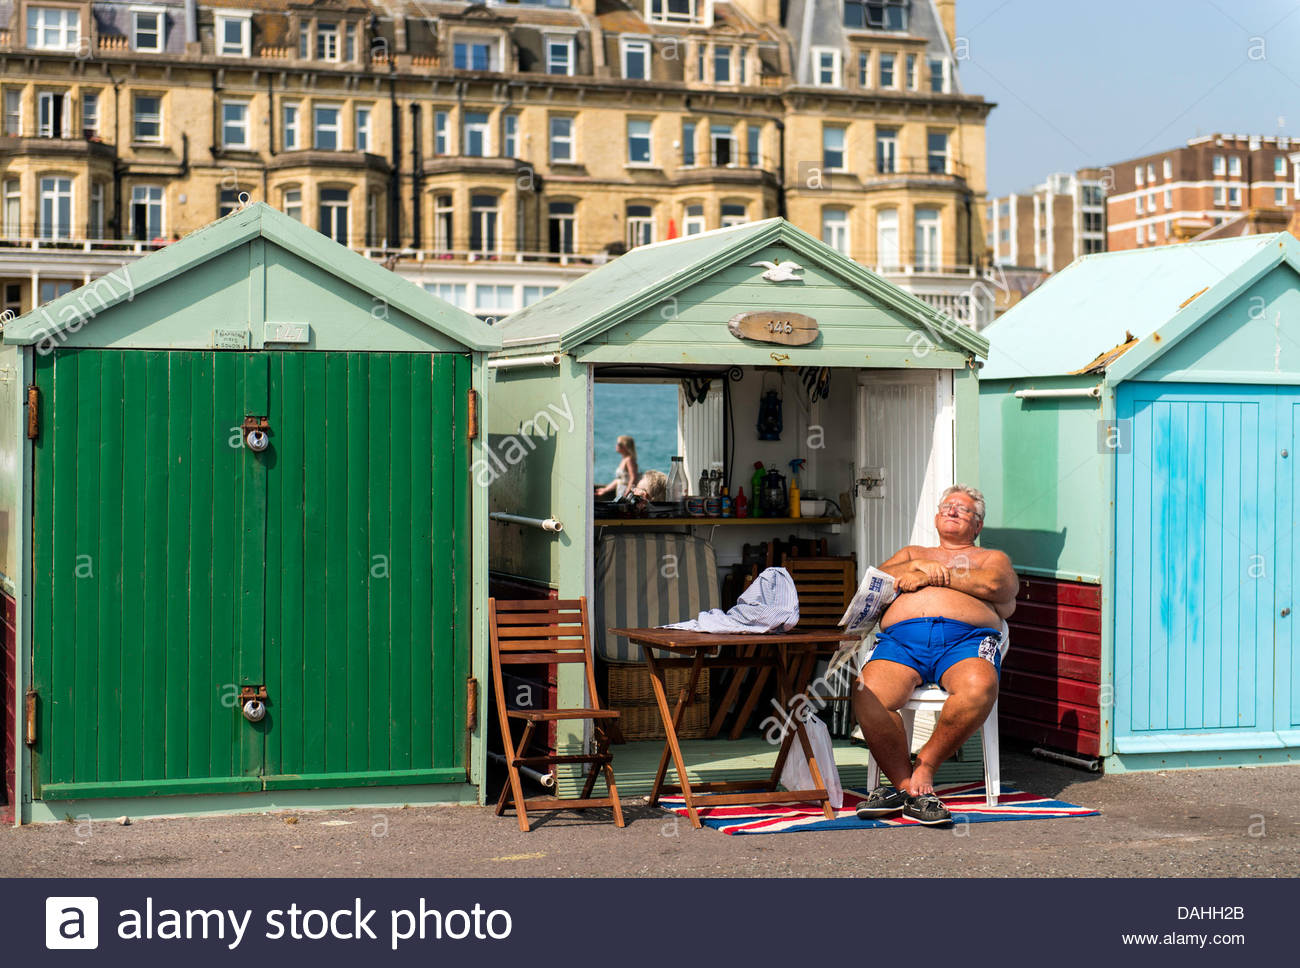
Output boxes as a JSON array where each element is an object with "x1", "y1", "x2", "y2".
[{"x1": 608, "y1": 627, "x2": 859, "y2": 829}]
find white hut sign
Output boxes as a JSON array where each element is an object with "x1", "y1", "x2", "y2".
[{"x1": 727, "y1": 310, "x2": 818, "y2": 346}]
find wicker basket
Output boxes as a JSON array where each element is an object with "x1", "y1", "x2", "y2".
[{"x1": 607, "y1": 664, "x2": 710, "y2": 741}]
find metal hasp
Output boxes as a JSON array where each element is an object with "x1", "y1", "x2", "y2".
[
  {"x1": 240, "y1": 685, "x2": 269, "y2": 723},
  {"x1": 242, "y1": 415, "x2": 270, "y2": 452}
]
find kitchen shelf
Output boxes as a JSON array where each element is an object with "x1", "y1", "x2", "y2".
[{"x1": 594, "y1": 516, "x2": 843, "y2": 528}]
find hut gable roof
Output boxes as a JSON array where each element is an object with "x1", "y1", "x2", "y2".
[
  {"x1": 495, "y1": 218, "x2": 988, "y2": 360},
  {"x1": 2, "y1": 203, "x2": 500, "y2": 353},
  {"x1": 982, "y1": 232, "x2": 1299, "y2": 381}
]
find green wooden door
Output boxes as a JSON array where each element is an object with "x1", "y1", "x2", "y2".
[
  {"x1": 32, "y1": 350, "x2": 470, "y2": 800},
  {"x1": 260, "y1": 352, "x2": 470, "y2": 789}
]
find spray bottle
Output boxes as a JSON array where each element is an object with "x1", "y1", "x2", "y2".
[{"x1": 788, "y1": 458, "x2": 805, "y2": 518}]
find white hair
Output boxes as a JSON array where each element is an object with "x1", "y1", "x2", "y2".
[{"x1": 941, "y1": 484, "x2": 985, "y2": 520}]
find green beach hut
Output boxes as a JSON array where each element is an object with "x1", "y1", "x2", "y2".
[
  {"x1": 1, "y1": 203, "x2": 500, "y2": 824},
  {"x1": 487, "y1": 217, "x2": 990, "y2": 794},
  {"x1": 981, "y1": 232, "x2": 1300, "y2": 772}
]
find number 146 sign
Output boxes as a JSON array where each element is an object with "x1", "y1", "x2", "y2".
[{"x1": 726, "y1": 310, "x2": 818, "y2": 346}]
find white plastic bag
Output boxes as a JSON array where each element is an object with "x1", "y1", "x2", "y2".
[{"x1": 778, "y1": 712, "x2": 843, "y2": 809}]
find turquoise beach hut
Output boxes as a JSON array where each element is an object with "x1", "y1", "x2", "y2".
[{"x1": 980, "y1": 233, "x2": 1300, "y2": 772}]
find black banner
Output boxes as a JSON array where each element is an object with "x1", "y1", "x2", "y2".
[{"x1": 2, "y1": 878, "x2": 1287, "y2": 965}]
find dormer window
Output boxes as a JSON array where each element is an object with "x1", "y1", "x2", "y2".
[
  {"x1": 27, "y1": 6, "x2": 80, "y2": 51},
  {"x1": 133, "y1": 7, "x2": 165, "y2": 52},
  {"x1": 812, "y1": 47, "x2": 842, "y2": 87},
  {"x1": 647, "y1": 0, "x2": 702, "y2": 26},
  {"x1": 317, "y1": 22, "x2": 340, "y2": 61},
  {"x1": 453, "y1": 36, "x2": 500, "y2": 71},
  {"x1": 843, "y1": 0, "x2": 909, "y2": 31},
  {"x1": 546, "y1": 35, "x2": 574, "y2": 76},
  {"x1": 216, "y1": 12, "x2": 251, "y2": 57},
  {"x1": 622, "y1": 38, "x2": 651, "y2": 80},
  {"x1": 713, "y1": 45, "x2": 733, "y2": 84}
]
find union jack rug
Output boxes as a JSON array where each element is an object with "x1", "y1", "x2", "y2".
[{"x1": 657, "y1": 782, "x2": 1098, "y2": 834}]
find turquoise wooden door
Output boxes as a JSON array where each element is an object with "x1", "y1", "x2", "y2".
[
  {"x1": 1280, "y1": 394, "x2": 1300, "y2": 745},
  {"x1": 32, "y1": 350, "x2": 471, "y2": 800},
  {"x1": 1115, "y1": 382, "x2": 1290, "y2": 755}
]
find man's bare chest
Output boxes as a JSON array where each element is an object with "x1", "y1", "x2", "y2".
[{"x1": 914, "y1": 545, "x2": 985, "y2": 568}]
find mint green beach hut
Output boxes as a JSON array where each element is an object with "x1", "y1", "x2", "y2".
[
  {"x1": 1, "y1": 203, "x2": 500, "y2": 824},
  {"x1": 980, "y1": 232, "x2": 1300, "y2": 773},
  {"x1": 487, "y1": 218, "x2": 991, "y2": 794}
]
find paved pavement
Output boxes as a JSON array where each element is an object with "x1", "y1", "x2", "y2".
[{"x1": 3, "y1": 752, "x2": 1296, "y2": 877}]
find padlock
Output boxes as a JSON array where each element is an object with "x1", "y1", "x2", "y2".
[
  {"x1": 246, "y1": 429, "x2": 269, "y2": 452},
  {"x1": 242, "y1": 699, "x2": 266, "y2": 722}
]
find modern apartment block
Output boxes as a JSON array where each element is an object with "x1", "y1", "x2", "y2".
[
  {"x1": 985, "y1": 168, "x2": 1107, "y2": 273},
  {"x1": 0, "y1": 0, "x2": 995, "y2": 325},
  {"x1": 1105, "y1": 133, "x2": 1294, "y2": 251}
]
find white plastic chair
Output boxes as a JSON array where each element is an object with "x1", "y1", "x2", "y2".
[{"x1": 864, "y1": 621, "x2": 1010, "y2": 807}]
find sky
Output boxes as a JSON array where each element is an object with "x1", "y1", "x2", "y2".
[{"x1": 958, "y1": 0, "x2": 1300, "y2": 196}]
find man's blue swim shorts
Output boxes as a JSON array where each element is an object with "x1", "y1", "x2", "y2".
[{"x1": 869, "y1": 617, "x2": 1003, "y2": 684}]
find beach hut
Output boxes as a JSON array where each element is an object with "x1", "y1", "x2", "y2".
[
  {"x1": 980, "y1": 232, "x2": 1300, "y2": 772},
  {"x1": 486, "y1": 218, "x2": 990, "y2": 794},
  {"x1": 1, "y1": 203, "x2": 499, "y2": 824}
]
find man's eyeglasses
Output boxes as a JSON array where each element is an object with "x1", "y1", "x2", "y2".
[{"x1": 938, "y1": 502, "x2": 981, "y2": 519}]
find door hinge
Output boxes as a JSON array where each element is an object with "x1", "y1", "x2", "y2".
[
  {"x1": 466, "y1": 676, "x2": 478, "y2": 732},
  {"x1": 25, "y1": 690, "x2": 37, "y2": 746},
  {"x1": 25, "y1": 384, "x2": 39, "y2": 439},
  {"x1": 466, "y1": 387, "x2": 479, "y2": 440}
]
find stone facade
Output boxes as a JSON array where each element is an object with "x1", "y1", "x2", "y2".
[{"x1": 0, "y1": 0, "x2": 994, "y2": 323}]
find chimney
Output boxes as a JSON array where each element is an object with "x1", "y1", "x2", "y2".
[{"x1": 933, "y1": 0, "x2": 957, "y2": 50}]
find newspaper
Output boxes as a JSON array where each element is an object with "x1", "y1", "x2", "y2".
[
  {"x1": 838, "y1": 566, "x2": 897, "y2": 634},
  {"x1": 824, "y1": 566, "x2": 897, "y2": 676}
]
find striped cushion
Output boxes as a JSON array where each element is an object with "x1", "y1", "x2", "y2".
[{"x1": 592, "y1": 533, "x2": 720, "y2": 662}]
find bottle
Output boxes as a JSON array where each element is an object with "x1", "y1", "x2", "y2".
[
  {"x1": 735, "y1": 486, "x2": 748, "y2": 518},
  {"x1": 666, "y1": 456, "x2": 687, "y2": 508},
  {"x1": 698, "y1": 468, "x2": 709, "y2": 497},
  {"x1": 788, "y1": 458, "x2": 805, "y2": 518},
  {"x1": 750, "y1": 462, "x2": 766, "y2": 518},
  {"x1": 721, "y1": 486, "x2": 732, "y2": 517}
]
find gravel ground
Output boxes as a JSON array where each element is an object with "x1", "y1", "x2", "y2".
[{"x1": 2, "y1": 752, "x2": 1296, "y2": 878}]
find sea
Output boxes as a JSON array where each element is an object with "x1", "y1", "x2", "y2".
[{"x1": 592, "y1": 383, "x2": 680, "y2": 487}]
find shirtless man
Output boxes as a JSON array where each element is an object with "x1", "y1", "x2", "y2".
[{"x1": 852, "y1": 484, "x2": 1017, "y2": 826}]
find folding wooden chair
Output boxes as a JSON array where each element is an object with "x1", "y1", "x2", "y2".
[{"x1": 489, "y1": 597, "x2": 625, "y2": 832}]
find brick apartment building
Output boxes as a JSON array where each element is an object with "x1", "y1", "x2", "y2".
[{"x1": 1105, "y1": 133, "x2": 1294, "y2": 251}]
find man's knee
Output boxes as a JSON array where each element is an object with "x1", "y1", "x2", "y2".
[
  {"x1": 857, "y1": 660, "x2": 921, "y2": 712},
  {"x1": 941, "y1": 662, "x2": 999, "y2": 710}
]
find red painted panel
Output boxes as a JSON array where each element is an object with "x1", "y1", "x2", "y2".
[
  {"x1": 1002, "y1": 669, "x2": 1100, "y2": 706},
  {"x1": 1001, "y1": 713, "x2": 1101, "y2": 757},
  {"x1": 1012, "y1": 600, "x2": 1101, "y2": 634},
  {"x1": 1000, "y1": 692, "x2": 1101, "y2": 733},
  {"x1": 2, "y1": 590, "x2": 14, "y2": 824},
  {"x1": 1006, "y1": 625, "x2": 1102, "y2": 658},
  {"x1": 999, "y1": 575, "x2": 1103, "y2": 760},
  {"x1": 1017, "y1": 578, "x2": 1102, "y2": 609},
  {"x1": 1003, "y1": 646, "x2": 1100, "y2": 683}
]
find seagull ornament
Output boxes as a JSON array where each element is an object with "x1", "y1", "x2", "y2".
[{"x1": 751, "y1": 260, "x2": 805, "y2": 283}]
